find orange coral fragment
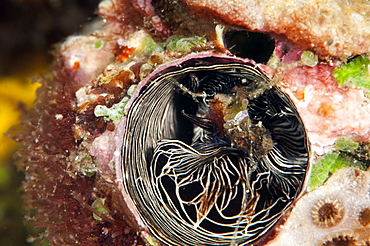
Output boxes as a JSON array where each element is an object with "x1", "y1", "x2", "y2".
[
  {"x1": 72, "y1": 61, "x2": 80, "y2": 70},
  {"x1": 114, "y1": 46, "x2": 136, "y2": 62}
]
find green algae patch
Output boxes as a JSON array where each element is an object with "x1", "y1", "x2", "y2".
[
  {"x1": 301, "y1": 50, "x2": 318, "y2": 67},
  {"x1": 333, "y1": 55, "x2": 370, "y2": 90},
  {"x1": 135, "y1": 34, "x2": 157, "y2": 56},
  {"x1": 308, "y1": 137, "x2": 367, "y2": 191},
  {"x1": 333, "y1": 137, "x2": 359, "y2": 152},
  {"x1": 94, "y1": 96, "x2": 129, "y2": 121},
  {"x1": 94, "y1": 85, "x2": 138, "y2": 121},
  {"x1": 94, "y1": 39, "x2": 104, "y2": 49},
  {"x1": 91, "y1": 198, "x2": 112, "y2": 221},
  {"x1": 308, "y1": 153, "x2": 353, "y2": 190},
  {"x1": 164, "y1": 36, "x2": 207, "y2": 52}
]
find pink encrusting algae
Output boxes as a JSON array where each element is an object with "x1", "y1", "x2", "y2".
[{"x1": 282, "y1": 64, "x2": 370, "y2": 155}]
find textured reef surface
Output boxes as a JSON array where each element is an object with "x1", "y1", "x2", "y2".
[
  {"x1": 184, "y1": 0, "x2": 370, "y2": 58},
  {"x1": 269, "y1": 167, "x2": 370, "y2": 246},
  {"x1": 12, "y1": 0, "x2": 370, "y2": 245}
]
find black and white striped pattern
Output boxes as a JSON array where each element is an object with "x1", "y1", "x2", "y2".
[{"x1": 122, "y1": 57, "x2": 310, "y2": 245}]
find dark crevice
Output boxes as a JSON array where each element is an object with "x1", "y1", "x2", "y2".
[{"x1": 223, "y1": 29, "x2": 275, "y2": 64}]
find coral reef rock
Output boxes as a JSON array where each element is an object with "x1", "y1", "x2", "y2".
[
  {"x1": 268, "y1": 167, "x2": 370, "y2": 246},
  {"x1": 184, "y1": 0, "x2": 370, "y2": 58}
]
